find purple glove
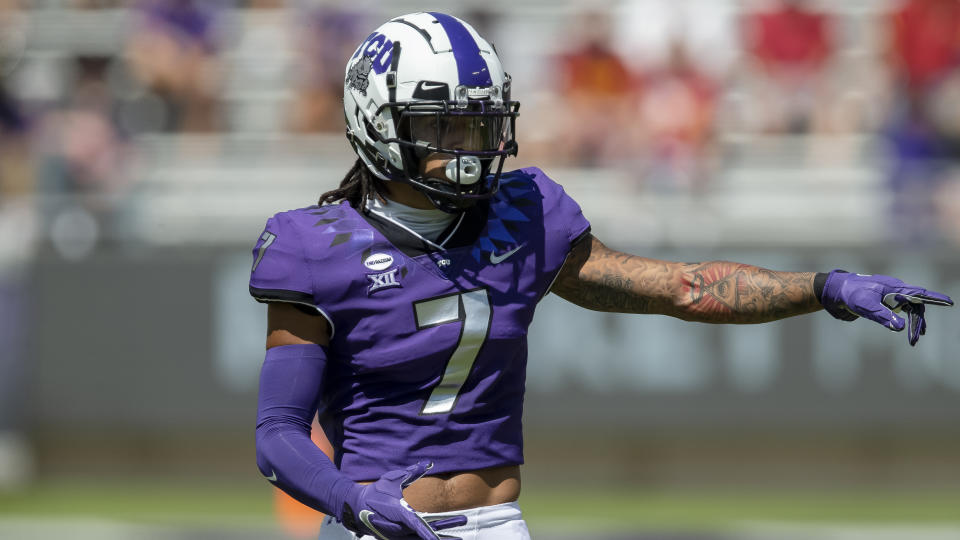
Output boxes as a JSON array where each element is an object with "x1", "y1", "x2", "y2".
[
  {"x1": 340, "y1": 461, "x2": 467, "y2": 540},
  {"x1": 820, "y1": 270, "x2": 954, "y2": 346}
]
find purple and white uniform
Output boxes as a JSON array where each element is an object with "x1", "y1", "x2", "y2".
[{"x1": 249, "y1": 167, "x2": 590, "y2": 481}]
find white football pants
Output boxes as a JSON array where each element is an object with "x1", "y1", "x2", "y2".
[{"x1": 317, "y1": 501, "x2": 531, "y2": 540}]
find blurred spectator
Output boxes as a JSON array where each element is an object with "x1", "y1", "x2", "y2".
[
  {"x1": 880, "y1": 0, "x2": 960, "y2": 243},
  {"x1": 883, "y1": 0, "x2": 960, "y2": 163},
  {"x1": 34, "y1": 56, "x2": 129, "y2": 256},
  {"x1": 0, "y1": 81, "x2": 29, "y2": 198},
  {"x1": 286, "y1": 6, "x2": 366, "y2": 133},
  {"x1": 882, "y1": 99, "x2": 943, "y2": 243},
  {"x1": 613, "y1": 0, "x2": 740, "y2": 80},
  {"x1": 552, "y1": 10, "x2": 634, "y2": 167},
  {"x1": 126, "y1": 0, "x2": 225, "y2": 132},
  {"x1": 741, "y1": 0, "x2": 835, "y2": 133},
  {"x1": 885, "y1": 0, "x2": 960, "y2": 99},
  {"x1": 0, "y1": 0, "x2": 30, "y2": 199},
  {"x1": 633, "y1": 40, "x2": 719, "y2": 192}
]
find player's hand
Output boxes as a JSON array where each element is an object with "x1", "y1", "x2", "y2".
[
  {"x1": 820, "y1": 270, "x2": 953, "y2": 345},
  {"x1": 340, "y1": 461, "x2": 467, "y2": 540}
]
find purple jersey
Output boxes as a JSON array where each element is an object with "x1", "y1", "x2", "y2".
[{"x1": 249, "y1": 167, "x2": 590, "y2": 481}]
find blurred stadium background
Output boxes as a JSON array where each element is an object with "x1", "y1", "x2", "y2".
[{"x1": 1, "y1": 0, "x2": 960, "y2": 538}]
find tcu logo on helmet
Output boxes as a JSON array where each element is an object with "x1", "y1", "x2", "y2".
[{"x1": 349, "y1": 32, "x2": 395, "y2": 77}]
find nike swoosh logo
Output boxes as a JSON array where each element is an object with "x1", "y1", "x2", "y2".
[
  {"x1": 420, "y1": 82, "x2": 446, "y2": 91},
  {"x1": 359, "y1": 510, "x2": 389, "y2": 540},
  {"x1": 265, "y1": 470, "x2": 277, "y2": 482},
  {"x1": 489, "y1": 243, "x2": 525, "y2": 264}
]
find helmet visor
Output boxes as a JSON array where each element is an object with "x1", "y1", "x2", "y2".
[{"x1": 400, "y1": 108, "x2": 507, "y2": 153}]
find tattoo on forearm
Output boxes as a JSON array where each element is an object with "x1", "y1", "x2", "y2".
[
  {"x1": 679, "y1": 263, "x2": 819, "y2": 322},
  {"x1": 551, "y1": 237, "x2": 668, "y2": 314},
  {"x1": 551, "y1": 235, "x2": 822, "y2": 323}
]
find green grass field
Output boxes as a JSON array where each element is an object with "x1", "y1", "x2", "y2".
[
  {"x1": 1, "y1": 478, "x2": 958, "y2": 533},
  {"x1": 521, "y1": 488, "x2": 960, "y2": 531}
]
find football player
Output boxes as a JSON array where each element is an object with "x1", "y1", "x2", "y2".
[{"x1": 251, "y1": 12, "x2": 953, "y2": 540}]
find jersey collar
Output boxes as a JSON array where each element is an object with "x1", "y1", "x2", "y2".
[{"x1": 356, "y1": 201, "x2": 488, "y2": 258}]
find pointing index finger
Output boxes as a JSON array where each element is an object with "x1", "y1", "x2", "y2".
[
  {"x1": 907, "y1": 291, "x2": 953, "y2": 306},
  {"x1": 886, "y1": 289, "x2": 954, "y2": 308}
]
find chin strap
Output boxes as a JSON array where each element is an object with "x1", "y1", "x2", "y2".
[{"x1": 423, "y1": 189, "x2": 474, "y2": 214}]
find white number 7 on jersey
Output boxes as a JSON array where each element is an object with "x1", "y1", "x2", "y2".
[{"x1": 413, "y1": 289, "x2": 491, "y2": 415}]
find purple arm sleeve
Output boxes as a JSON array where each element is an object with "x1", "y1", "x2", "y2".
[{"x1": 255, "y1": 344, "x2": 354, "y2": 518}]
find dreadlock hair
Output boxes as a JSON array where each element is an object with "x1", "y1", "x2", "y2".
[{"x1": 318, "y1": 159, "x2": 389, "y2": 209}]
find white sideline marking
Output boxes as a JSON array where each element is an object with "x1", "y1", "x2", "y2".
[
  {"x1": 0, "y1": 517, "x2": 145, "y2": 540},
  {"x1": 0, "y1": 516, "x2": 285, "y2": 540},
  {"x1": 736, "y1": 521, "x2": 960, "y2": 540}
]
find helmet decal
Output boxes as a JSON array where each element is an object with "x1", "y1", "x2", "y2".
[
  {"x1": 428, "y1": 12, "x2": 492, "y2": 86},
  {"x1": 346, "y1": 55, "x2": 374, "y2": 96},
  {"x1": 351, "y1": 32, "x2": 395, "y2": 75}
]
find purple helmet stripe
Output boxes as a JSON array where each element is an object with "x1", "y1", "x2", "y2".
[{"x1": 428, "y1": 12, "x2": 492, "y2": 87}]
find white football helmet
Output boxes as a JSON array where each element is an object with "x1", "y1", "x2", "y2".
[{"x1": 343, "y1": 12, "x2": 519, "y2": 212}]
